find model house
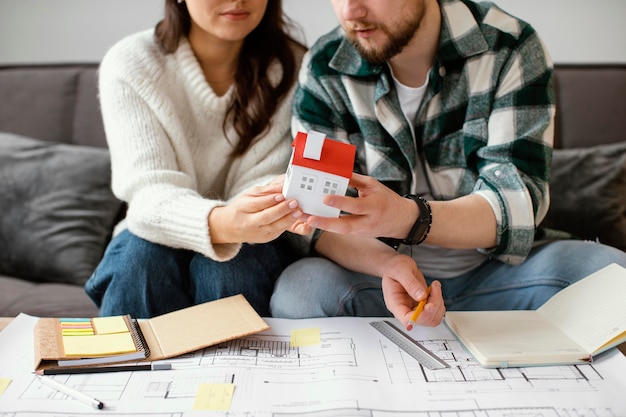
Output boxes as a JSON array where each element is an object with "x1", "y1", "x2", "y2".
[{"x1": 282, "y1": 131, "x2": 357, "y2": 217}]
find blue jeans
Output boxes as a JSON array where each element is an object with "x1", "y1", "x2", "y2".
[
  {"x1": 270, "y1": 240, "x2": 626, "y2": 318},
  {"x1": 85, "y1": 230, "x2": 295, "y2": 318}
]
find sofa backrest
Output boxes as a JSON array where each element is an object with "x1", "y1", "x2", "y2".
[
  {"x1": 1, "y1": 63, "x2": 624, "y2": 151},
  {"x1": 0, "y1": 64, "x2": 106, "y2": 148},
  {"x1": 553, "y1": 64, "x2": 626, "y2": 150}
]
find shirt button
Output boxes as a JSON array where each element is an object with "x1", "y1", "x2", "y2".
[{"x1": 439, "y1": 66, "x2": 446, "y2": 77}]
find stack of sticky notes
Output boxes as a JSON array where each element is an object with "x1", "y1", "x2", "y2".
[
  {"x1": 59, "y1": 318, "x2": 95, "y2": 336},
  {"x1": 60, "y1": 316, "x2": 138, "y2": 357}
]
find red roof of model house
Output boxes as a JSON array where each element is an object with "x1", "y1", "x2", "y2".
[{"x1": 290, "y1": 131, "x2": 356, "y2": 178}]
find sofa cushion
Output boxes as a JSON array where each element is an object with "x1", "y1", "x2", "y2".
[
  {"x1": 542, "y1": 142, "x2": 626, "y2": 251},
  {"x1": 0, "y1": 132, "x2": 122, "y2": 285}
]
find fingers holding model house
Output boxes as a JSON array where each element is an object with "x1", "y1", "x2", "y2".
[
  {"x1": 305, "y1": 173, "x2": 419, "y2": 240},
  {"x1": 209, "y1": 183, "x2": 305, "y2": 244},
  {"x1": 305, "y1": 172, "x2": 498, "y2": 251}
]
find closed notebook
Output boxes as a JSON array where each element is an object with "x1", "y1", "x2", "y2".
[
  {"x1": 34, "y1": 294, "x2": 270, "y2": 372},
  {"x1": 444, "y1": 263, "x2": 626, "y2": 368}
]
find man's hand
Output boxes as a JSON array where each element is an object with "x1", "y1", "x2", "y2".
[
  {"x1": 379, "y1": 254, "x2": 445, "y2": 327},
  {"x1": 305, "y1": 173, "x2": 417, "y2": 240}
]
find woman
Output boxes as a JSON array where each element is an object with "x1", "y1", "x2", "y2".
[{"x1": 85, "y1": 0, "x2": 309, "y2": 318}]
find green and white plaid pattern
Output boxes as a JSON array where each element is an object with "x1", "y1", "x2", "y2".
[{"x1": 292, "y1": 0, "x2": 555, "y2": 264}]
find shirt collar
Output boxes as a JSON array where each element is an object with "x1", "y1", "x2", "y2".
[{"x1": 328, "y1": 0, "x2": 489, "y2": 76}]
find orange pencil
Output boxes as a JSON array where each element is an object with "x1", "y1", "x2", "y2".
[{"x1": 406, "y1": 285, "x2": 431, "y2": 331}]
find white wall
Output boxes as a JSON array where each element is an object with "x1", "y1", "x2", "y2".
[
  {"x1": 488, "y1": 0, "x2": 626, "y2": 64},
  {"x1": 1, "y1": 0, "x2": 624, "y2": 65},
  {"x1": 0, "y1": 0, "x2": 162, "y2": 64}
]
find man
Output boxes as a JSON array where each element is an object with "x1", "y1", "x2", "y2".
[{"x1": 270, "y1": 0, "x2": 626, "y2": 327}]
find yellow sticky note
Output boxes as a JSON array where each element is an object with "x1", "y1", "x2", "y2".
[
  {"x1": 92, "y1": 316, "x2": 129, "y2": 334},
  {"x1": 63, "y1": 332, "x2": 136, "y2": 356},
  {"x1": 290, "y1": 328, "x2": 321, "y2": 347},
  {"x1": 0, "y1": 378, "x2": 11, "y2": 395},
  {"x1": 193, "y1": 383, "x2": 235, "y2": 411}
]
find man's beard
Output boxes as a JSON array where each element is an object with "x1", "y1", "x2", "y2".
[{"x1": 346, "y1": 3, "x2": 426, "y2": 64}]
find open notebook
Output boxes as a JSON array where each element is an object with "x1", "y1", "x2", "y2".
[{"x1": 444, "y1": 263, "x2": 626, "y2": 368}]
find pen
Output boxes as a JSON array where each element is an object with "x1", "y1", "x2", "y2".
[
  {"x1": 37, "y1": 362, "x2": 172, "y2": 375},
  {"x1": 406, "y1": 285, "x2": 431, "y2": 331},
  {"x1": 36, "y1": 374, "x2": 105, "y2": 410}
]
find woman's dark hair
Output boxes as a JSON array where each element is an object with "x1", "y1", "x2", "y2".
[{"x1": 155, "y1": 0, "x2": 306, "y2": 156}]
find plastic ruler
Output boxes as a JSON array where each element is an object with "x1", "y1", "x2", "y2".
[{"x1": 370, "y1": 320, "x2": 449, "y2": 370}]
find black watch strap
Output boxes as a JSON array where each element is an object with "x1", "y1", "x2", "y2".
[{"x1": 401, "y1": 194, "x2": 432, "y2": 246}]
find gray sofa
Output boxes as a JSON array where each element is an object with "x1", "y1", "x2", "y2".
[
  {"x1": 0, "y1": 64, "x2": 116, "y2": 317},
  {"x1": 1, "y1": 63, "x2": 625, "y2": 318}
]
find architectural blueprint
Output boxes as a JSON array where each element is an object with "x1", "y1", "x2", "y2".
[{"x1": 0, "y1": 313, "x2": 625, "y2": 416}]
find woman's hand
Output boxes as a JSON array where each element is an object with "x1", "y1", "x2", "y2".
[
  {"x1": 209, "y1": 179, "x2": 307, "y2": 244},
  {"x1": 379, "y1": 254, "x2": 446, "y2": 327}
]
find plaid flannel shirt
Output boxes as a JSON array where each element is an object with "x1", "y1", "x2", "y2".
[{"x1": 292, "y1": 0, "x2": 556, "y2": 264}]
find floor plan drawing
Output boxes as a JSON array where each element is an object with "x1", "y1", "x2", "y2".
[
  {"x1": 172, "y1": 331, "x2": 358, "y2": 371},
  {"x1": 377, "y1": 336, "x2": 605, "y2": 393},
  {"x1": 0, "y1": 315, "x2": 624, "y2": 416}
]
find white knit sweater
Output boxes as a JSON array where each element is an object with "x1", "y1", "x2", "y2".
[{"x1": 99, "y1": 29, "x2": 295, "y2": 261}]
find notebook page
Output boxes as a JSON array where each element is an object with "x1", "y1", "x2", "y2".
[
  {"x1": 445, "y1": 311, "x2": 587, "y2": 364},
  {"x1": 538, "y1": 263, "x2": 626, "y2": 353}
]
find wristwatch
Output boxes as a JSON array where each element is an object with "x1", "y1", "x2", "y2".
[{"x1": 401, "y1": 194, "x2": 432, "y2": 246}]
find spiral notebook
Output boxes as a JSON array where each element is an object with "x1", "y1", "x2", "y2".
[{"x1": 34, "y1": 294, "x2": 270, "y2": 372}]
